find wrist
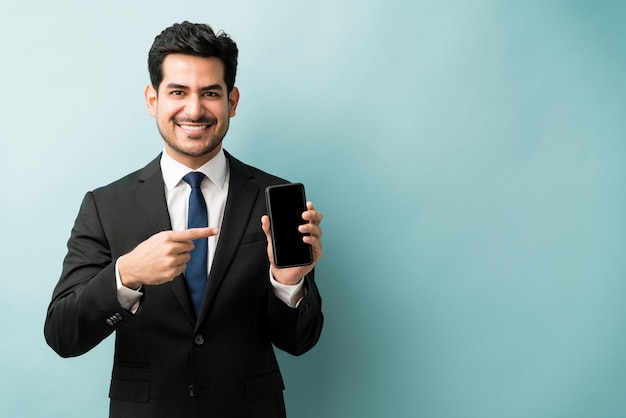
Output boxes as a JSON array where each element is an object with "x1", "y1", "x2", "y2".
[
  {"x1": 271, "y1": 269, "x2": 303, "y2": 286},
  {"x1": 117, "y1": 255, "x2": 141, "y2": 290}
]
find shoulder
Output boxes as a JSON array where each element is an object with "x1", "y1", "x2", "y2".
[
  {"x1": 225, "y1": 150, "x2": 289, "y2": 188},
  {"x1": 90, "y1": 155, "x2": 162, "y2": 197}
]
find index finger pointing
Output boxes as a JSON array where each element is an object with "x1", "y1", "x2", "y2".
[{"x1": 172, "y1": 227, "x2": 219, "y2": 241}]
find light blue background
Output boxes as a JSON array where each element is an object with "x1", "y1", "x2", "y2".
[{"x1": 2, "y1": 1, "x2": 625, "y2": 417}]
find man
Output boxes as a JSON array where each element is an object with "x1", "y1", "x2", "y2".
[{"x1": 44, "y1": 21, "x2": 324, "y2": 418}]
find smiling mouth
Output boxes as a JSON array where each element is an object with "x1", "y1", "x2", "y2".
[{"x1": 178, "y1": 124, "x2": 210, "y2": 132}]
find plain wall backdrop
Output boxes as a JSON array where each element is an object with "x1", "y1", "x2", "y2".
[{"x1": 2, "y1": 1, "x2": 625, "y2": 417}]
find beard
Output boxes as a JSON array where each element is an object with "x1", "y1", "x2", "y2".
[{"x1": 158, "y1": 116, "x2": 230, "y2": 159}]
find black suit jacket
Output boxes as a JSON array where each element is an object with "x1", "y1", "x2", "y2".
[{"x1": 44, "y1": 152, "x2": 323, "y2": 418}]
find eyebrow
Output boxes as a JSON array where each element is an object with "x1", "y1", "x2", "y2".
[{"x1": 165, "y1": 83, "x2": 224, "y2": 92}]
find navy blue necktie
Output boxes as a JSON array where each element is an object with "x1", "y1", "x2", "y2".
[{"x1": 183, "y1": 172, "x2": 208, "y2": 316}]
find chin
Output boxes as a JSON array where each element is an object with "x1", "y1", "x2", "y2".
[{"x1": 187, "y1": 143, "x2": 221, "y2": 158}]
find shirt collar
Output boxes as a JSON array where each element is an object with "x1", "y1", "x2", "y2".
[{"x1": 160, "y1": 148, "x2": 228, "y2": 191}]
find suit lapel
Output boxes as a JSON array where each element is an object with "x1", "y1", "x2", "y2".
[
  {"x1": 134, "y1": 155, "x2": 197, "y2": 326},
  {"x1": 134, "y1": 155, "x2": 171, "y2": 234},
  {"x1": 196, "y1": 153, "x2": 259, "y2": 327}
]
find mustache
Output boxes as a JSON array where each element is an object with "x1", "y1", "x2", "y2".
[{"x1": 174, "y1": 116, "x2": 217, "y2": 125}]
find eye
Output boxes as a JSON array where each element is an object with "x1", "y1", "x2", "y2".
[
  {"x1": 170, "y1": 90, "x2": 185, "y2": 96},
  {"x1": 203, "y1": 91, "x2": 219, "y2": 97}
]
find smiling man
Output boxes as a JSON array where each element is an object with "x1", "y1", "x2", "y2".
[{"x1": 44, "y1": 22, "x2": 324, "y2": 418}]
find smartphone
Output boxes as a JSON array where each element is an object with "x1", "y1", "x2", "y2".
[{"x1": 265, "y1": 183, "x2": 313, "y2": 268}]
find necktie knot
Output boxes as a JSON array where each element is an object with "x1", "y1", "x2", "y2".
[{"x1": 183, "y1": 172, "x2": 206, "y2": 189}]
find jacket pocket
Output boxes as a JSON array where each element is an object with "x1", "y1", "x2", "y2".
[
  {"x1": 109, "y1": 362, "x2": 151, "y2": 402},
  {"x1": 245, "y1": 370, "x2": 285, "y2": 400},
  {"x1": 109, "y1": 377, "x2": 150, "y2": 402},
  {"x1": 240, "y1": 231, "x2": 266, "y2": 245}
]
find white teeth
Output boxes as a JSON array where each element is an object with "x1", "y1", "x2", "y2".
[{"x1": 179, "y1": 125, "x2": 208, "y2": 131}]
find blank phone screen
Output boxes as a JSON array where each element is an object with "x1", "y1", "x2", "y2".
[{"x1": 265, "y1": 184, "x2": 313, "y2": 268}]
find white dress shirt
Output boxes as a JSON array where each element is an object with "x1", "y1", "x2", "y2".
[{"x1": 116, "y1": 149, "x2": 304, "y2": 312}]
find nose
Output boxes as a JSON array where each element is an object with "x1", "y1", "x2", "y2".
[{"x1": 184, "y1": 95, "x2": 205, "y2": 120}]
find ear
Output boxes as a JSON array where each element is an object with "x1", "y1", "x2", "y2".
[
  {"x1": 145, "y1": 84, "x2": 158, "y2": 117},
  {"x1": 228, "y1": 87, "x2": 240, "y2": 117}
]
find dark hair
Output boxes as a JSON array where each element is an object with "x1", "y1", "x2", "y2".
[{"x1": 148, "y1": 21, "x2": 238, "y2": 93}]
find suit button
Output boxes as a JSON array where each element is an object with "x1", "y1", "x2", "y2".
[
  {"x1": 194, "y1": 335, "x2": 204, "y2": 345},
  {"x1": 114, "y1": 313, "x2": 123, "y2": 321},
  {"x1": 187, "y1": 385, "x2": 194, "y2": 397},
  {"x1": 106, "y1": 318, "x2": 114, "y2": 326}
]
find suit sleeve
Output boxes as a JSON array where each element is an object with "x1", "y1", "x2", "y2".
[
  {"x1": 267, "y1": 271, "x2": 324, "y2": 356},
  {"x1": 44, "y1": 192, "x2": 132, "y2": 358}
]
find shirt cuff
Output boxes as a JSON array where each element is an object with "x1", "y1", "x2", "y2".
[
  {"x1": 269, "y1": 268, "x2": 306, "y2": 308},
  {"x1": 115, "y1": 259, "x2": 143, "y2": 313}
]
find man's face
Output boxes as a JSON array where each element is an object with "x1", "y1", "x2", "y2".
[{"x1": 145, "y1": 54, "x2": 239, "y2": 168}]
